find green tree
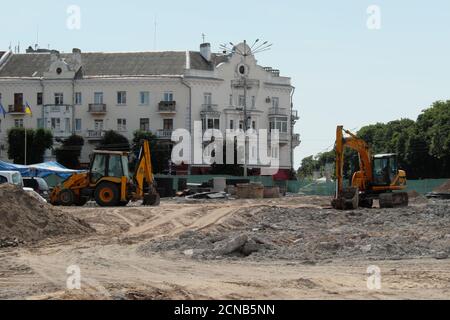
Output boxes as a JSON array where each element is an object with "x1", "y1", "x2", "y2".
[
  {"x1": 99, "y1": 130, "x2": 130, "y2": 151},
  {"x1": 55, "y1": 134, "x2": 85, "y2": 169},
  {"x1": 7, "y1": 128, "x2": 53, "y2": 164},
  {"x1": 132, "y1": 130, "x2": 171, "y2": 174}
]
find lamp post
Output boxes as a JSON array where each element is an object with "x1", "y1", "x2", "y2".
[{"x1": 220, "y1": 40, "x2": 272, "y2": 177}]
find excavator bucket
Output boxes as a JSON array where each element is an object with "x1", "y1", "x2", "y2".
[{"x1": 332, "y1": 187, "x2": 359, "y2": 210}]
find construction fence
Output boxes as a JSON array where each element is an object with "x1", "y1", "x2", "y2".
[{"x1": 155, "y1": 175, "x2": 448, "y2": 196}]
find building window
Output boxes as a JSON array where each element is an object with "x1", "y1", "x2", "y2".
[
  {"x1": 51, "y1": 118, "x2": 61, "y2": 131},
  {"x1": 94, "y1": 120, "x2": 104, "y2": 131},
  {"x1": 251, "y1": 96, "x2": 256, "y2": 108},
  {"x1": 75, "y1": 119, "x2": 82, "y2": 131},
  {"x1": 65, "y1": 118, "x2": 71, "y2": 133},
  {"x1": 37, "y1": 118, "x2": 44, "y2": 129},
  {"x1": 37, "y1": 92, "x2": 43, "y2": 105},
  {"x1": 117, "y1": 91, "x2": 127, "y2": 105},
  {"x1": 163, "y1": 119, "x2": 173, "y2": 131},
  {"x1": 94, "y1": 92, "x2": 103, "y2": 104},
  {"x1": 229, "y1": 94, "x2": 233, "y2": 106},
  {"x1": 229, "y1": 120, "x2": 234, "y2": 130},
  {"x1": 117, "y1": 119, "x2": 127, "y2": 131},
  {"x1": 238, "y1": 95, "x2": 246, "y2": 107},
  {"x1": 252, "y1": 120, "x2": 256, "y2": 130},
  {"x1": 272, "y1": 97, "x2": 279, "y2": 109},
  {"x1": 203, "y1": 93, "x2": 212, "y2": 106},
  {"x1": 75, "y1": 92, "x2": 82, "y2": 105},
  {"x1": 239, "y1": 121, "x2": 244, "y2": 130},
  {"x1": 164, "y1": 92, "x2": 174, "y2": 102},
  {"x1": 54, "y1": 93, "x2": 64, "y2": 105},
  {"x1": 140, "y1": 118, "x2": 150, "y2": 131},
  {"x1": 203, "y1": 118, "x2": 220, "y2": 130},
  {"x1": 140, "y1": 92, "x2": 150, "y2": 105},
  {"x1": 14, "y1": 119, "x2": 24, "y2": 128},
  {"x1": 14, "y1": 93, "x2": 23, "y2": 108},
  {"x1": 270, "y1": 117, "x2": 288, "y2": 133}
]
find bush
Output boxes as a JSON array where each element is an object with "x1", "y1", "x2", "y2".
[
  {"x1": 55, "y1": 134, "x2": 84, "y2": 169},
  {"x1": 7, "y1": 128, "x2": 53, "y2": 164}
]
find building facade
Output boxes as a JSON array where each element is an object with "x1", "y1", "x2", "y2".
[{"x1": 0, "y1": 42, "x2": 300, "y2": 178}]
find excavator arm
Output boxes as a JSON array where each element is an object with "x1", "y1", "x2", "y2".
[{"x1": 333, "y1": 126, "x2": 373, "y2": 209}]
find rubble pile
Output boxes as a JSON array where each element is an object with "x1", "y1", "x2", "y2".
[
  {"x1": 0, "y1": 184, "x2": 94, "y2": 248},
  {"x1": 139, "y1": 200, "x2": 450, "y2": 262}
]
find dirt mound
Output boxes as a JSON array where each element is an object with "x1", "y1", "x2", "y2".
[
  {"x1": 407, "y1": 190, "x2": 429, "y2": 204},
  {"x1": 0, "y1": 184, "x2": 94, "y2": 247},
  {"x1": 140, "y1": 201, "x2": 450, "y2": 262},
  {"x1": 434, "y1": 180, "x2": 450, "y2": 193}
]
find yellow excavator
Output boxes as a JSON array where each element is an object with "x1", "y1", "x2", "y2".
[
  {"x1": 332, "y1": 126, "x2": 409, "y2": 210},
  {"x1": 50, "y1": 140, "x2": 160, "y2": 207}
]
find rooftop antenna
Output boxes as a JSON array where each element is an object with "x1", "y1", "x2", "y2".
[
  {"x1": 35, "y1": 25, "x2": 39, "y2": 50},
  {"x1": 202, "y1": 33, "x2": 206, "y2": 43},
  {"x1": 153, "y1": 14, "x2": 157, "y2": 51}
]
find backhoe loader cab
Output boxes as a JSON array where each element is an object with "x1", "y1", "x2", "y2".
[{"x1": 89, "y1": 151, "x2": 130, "y2": 184}]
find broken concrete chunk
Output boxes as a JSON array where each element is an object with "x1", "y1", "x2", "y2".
[{"x1": 213, "y1": 234, "x2": 248, "y2": 255}]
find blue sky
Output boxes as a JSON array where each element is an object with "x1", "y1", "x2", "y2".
[{"x1": 2, "y1": 0, "x2": 450, "y2": 168}]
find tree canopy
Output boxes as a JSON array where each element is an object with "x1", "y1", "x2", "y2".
[{"x1": 55, "y1": 134, "x2": 85, "y2": 169}]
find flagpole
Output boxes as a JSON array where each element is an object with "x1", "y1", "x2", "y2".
[{"x1": 24, "y1": 117, "x2": 27, "y2": 165}]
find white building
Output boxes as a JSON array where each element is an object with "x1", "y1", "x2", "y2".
[{"x1": 0, "y1": 42, "x2": 300, "y2": 178}]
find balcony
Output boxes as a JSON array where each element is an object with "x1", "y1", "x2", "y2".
[
  {"x1": 52, "y1": 130, "x2": 72, "y2": 139},
  {"x1": 86, "y1": 130, "x2": 105, "y2": 141},
  {"x1": 291, "y1": 110, "x2": 299, "y2": 121},
  {"x1": 268, "y1": 107, "x2": 288, "y2": 116},
  {"x1": 8, "y1": 105, "x2": 26, "y2": 115},
  {"x1": 158, "y1": 101, "x2": 176, "y2": 114},
  {"x1": 88, "y1": 103, "x2": 107, "y2": 114},
  {"x1": 156, "y1": 129, "x2": 173, "y2": 140},
  {"x1": 292, "y1": 133, "x2": 301, "y2": 148},
  {"x1": 200, "y1": 104, "x2": 221, "y2": 118},
  {"x1": 268, "y1": 131, "x2": 289, "y2": 145}
]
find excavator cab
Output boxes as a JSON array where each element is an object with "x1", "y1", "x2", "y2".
[{"x1": 372, "y1": 154, "x2": 398, "y2": 186}]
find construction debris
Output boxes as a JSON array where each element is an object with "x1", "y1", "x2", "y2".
[
  {"x1": 140, "y1": 199, "x2": 450, "y2": 262},
  {"x1": 0, "y1": 184, "x2": 94, "y2": 247}
]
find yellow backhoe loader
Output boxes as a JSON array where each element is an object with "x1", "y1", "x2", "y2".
[
  {"x1": 332, "y1": 126, "x2": 408, "y2": 210},
  {"x1": 50, "y1": 140, "x2": 160, "y2": 207}
]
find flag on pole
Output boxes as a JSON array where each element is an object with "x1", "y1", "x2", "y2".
[
  {"x1": 25, "y1": 102, "x2": 32, "y2": 116},
  {"x1": 0, "y1": 103, "x2": 6, "y2": 118}
]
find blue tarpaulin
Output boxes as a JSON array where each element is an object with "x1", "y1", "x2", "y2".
[{"x1": 0, "y1": 160, "x2": 81, "y2": 179}]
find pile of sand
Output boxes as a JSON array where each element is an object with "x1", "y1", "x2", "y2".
[
  {"x1": 434, "y1": 180, "x2": 450, "y2": 193},
  {"x1": 407, "y1": 190, "x2": 429, "y2": 204},
  {"x1": 0, "y1": 184, "x2": 94, "y2": 247}
]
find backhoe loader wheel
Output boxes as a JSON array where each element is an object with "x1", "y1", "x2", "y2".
[
  {"x1": 59, "y1": 189, "x2": 75, "y2": 206},
  {"x1": 94, "y1": 182, "x2": 120, "y2": 207}
]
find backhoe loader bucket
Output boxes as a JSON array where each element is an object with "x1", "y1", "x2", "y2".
[
  {"x1": 332, "y1": 187, "x2": 359, "y2": 210},
  {"x1": 143, "y1": 192, "x2": 160, "y2": 206}
]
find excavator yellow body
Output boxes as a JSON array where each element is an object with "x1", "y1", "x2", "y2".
[
  {"x1": 50, "y1": 140, "x2": 160, "y2": 207},
  {"x1": 332, "y1": 126, "x2": 408, "y2": 210}
]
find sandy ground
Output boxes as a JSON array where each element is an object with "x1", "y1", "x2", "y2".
[{"x1": 1, "y1": 196, "x2": 450, "y2": 300}]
